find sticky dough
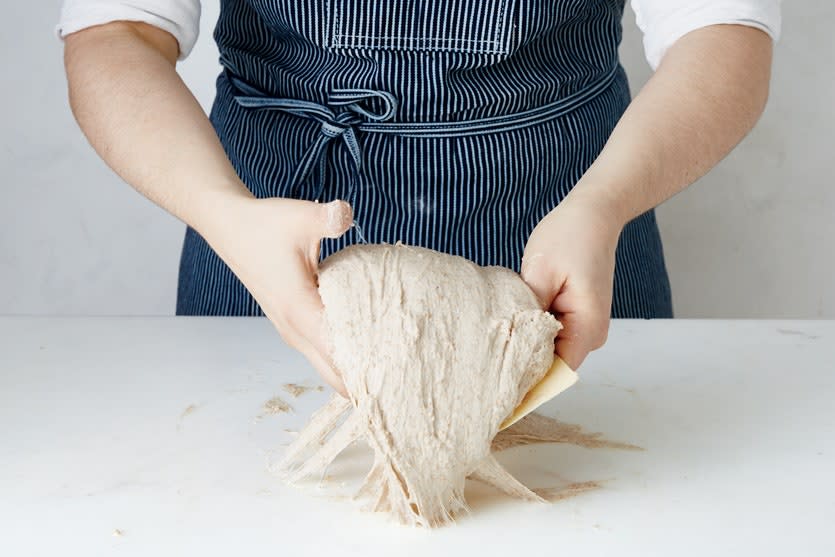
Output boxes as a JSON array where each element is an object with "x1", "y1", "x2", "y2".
[{"x1": 278, "y1": 244, "x2": 561, "y2": 527}]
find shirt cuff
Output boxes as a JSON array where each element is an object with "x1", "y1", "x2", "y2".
[
  {"x1": 56, "y1": 1, "x2": 201, "y2": 60},
  {"x1": 634, "y1": 1, "x2": 781, "y2": 70}
]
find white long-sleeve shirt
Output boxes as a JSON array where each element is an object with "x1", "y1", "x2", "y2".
[{"x1": 56, "y1": 0, "x2": 781, "y2": 68}]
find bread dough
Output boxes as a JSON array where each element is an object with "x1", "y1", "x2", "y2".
[{"x1": 278, "y1": 244, "x2": 561, "y2": 527}]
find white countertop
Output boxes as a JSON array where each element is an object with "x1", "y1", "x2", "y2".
[{"x1": 1, "y1": 317, "x2": 833, "y2": 556}]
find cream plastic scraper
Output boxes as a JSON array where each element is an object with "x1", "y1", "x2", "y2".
[{"x1": 500, "y1": 356, "x2": 578, "y2": 430}]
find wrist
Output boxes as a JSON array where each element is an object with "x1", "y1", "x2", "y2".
[
  {"x1": 189, "y1": 181, "x2": 256, "y2": 249},
  {"x1": 559, "y1": 184, "x2": 630, "y2": 235},
  {"x1": 566, "y1": 147, "x2": 661, "y2": 228}
]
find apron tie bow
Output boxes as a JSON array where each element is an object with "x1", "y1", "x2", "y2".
[{"x1": 230, "y1": 74, "x2": 397, "y2": 200}]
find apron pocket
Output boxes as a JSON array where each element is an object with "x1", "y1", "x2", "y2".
[{"x1": 329, "y1": 0, "x2": 514, "y2": 56}]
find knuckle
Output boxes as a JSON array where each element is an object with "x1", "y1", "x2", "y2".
[
  {"x1": 576, "y1": 301, "x2": 610, "y2": 349},
  {"x1": 590, "y1": 318, "x2": 610, "y2": 348},
  {"x1": 594, "y1": 327, "x2": 609, "y2": 348}
]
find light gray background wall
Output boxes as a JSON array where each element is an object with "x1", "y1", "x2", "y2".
[{"x1": 2, "y1": 2, "x2": 832, "y2": 317}]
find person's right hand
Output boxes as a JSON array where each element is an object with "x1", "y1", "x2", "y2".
[{"x1": 206, "y1": 196, "x2": 353, "y2": 396}]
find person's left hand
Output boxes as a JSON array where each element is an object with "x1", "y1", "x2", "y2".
[{"x1": 521, "y1": 192, "x2": 624, "y2": 371}]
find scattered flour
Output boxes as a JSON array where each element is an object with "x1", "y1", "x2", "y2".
[
  {"x1": 492, "y1": 413, "x2": 643, "y2": 452},
  {"x1": 282, "y1": 383, "x2": 325, "y2": 398},
  {"x1": 262, "y1": 396, "x2": 292, "y2": 415},
  {"x1": 533, "y1": 481, "x2": 603, "y2": 502}
]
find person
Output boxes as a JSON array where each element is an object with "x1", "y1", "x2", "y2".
[{"x1": 57, "y1": 1, "x2": 779, "y2": 394}]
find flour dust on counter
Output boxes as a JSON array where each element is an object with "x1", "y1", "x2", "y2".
[
  {"x1": 533, "y1": 480, "x2": 603, "y2": 502},
  {"x1": 261, "y1": 396, "x2": 292, "y2": 416},
  {"x1": 492, "y1": 413, "x2": 644, "y2": 452},
  {"x1": 282, "y1": 383, "x2": 325, "y2": 398},
  {"x1": 279, "y1": 244, "x2": 563, "y2": 527}
]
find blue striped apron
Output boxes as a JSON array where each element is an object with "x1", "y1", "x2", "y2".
[{"x1": 177, "y1": 0, "x2": 673, "y2": 318}]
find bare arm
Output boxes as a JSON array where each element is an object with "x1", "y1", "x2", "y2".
[
  {"x1": 523, "y1": 25, "x2": 774, "y2": 369},
  {"x1": 64, "y1": 22, "x2": 351, "y2": 393},
  {"x1": 568, "y1": 24, "x2": 773, "y2": 224},
  {"x1": 64, "y1": 21, "x2": 250, "y2": 231}
]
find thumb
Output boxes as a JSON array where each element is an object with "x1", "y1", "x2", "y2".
[
  {"x1": 520, "y1": 253, "x2": 558, "y2": 310},
  {"x1": 285, "y1": 199, "x2": 353, "y2": 265},
  {"x1": 305, "y1": 199, "x2": 354, "y2": 241}
]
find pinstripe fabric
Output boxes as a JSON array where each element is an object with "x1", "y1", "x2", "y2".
[{"x1": 176, "y1": 0, "x2": 673, "y2": 318}]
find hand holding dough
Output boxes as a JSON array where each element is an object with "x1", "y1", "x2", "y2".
[{"x1": 279, "y1": 244, "x2": 562, "y2": 527}]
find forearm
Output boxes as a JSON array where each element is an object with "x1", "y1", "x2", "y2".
[
  {"x1": 569, "y1": 24, "x2": 773, "y2": 225},
  {"x1": 64, "y1": 22, "x2": 252, "y2": 239}
]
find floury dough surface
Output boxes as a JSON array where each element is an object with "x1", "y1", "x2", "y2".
[{"x1": 278, "y1": 244, "x2": 562, "y2": 527}]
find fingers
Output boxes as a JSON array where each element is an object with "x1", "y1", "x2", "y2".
[
  {"x1": 268, "y1": 303, "x2": 348, "y2": 397},
  {"x1": 553, "y1": 300, "x2": 610, "y2": 371},
  {"x1": 294, "y1": 333, "x2": 348, "y2": 397},
  {"x1": 321, "y1": 200, "x2": 353, "y2": 239},
  {"x1": 555, "y1": 338, "x2": 586, "y2": 371},
  {"x1": 520, "y1": 252, "x2": 559, "y2": 309},
  {"x1": 521, "y1": 251, "x2": 609, "y2": 371},
  {"x1": 281, "y1": 199, "x2": 353, "y2": 395},
  {"x1": 287, "y1": 199, "x2": 353, "y2": 244},
  {"x1": 284, "y1": 199, "x2": 353, "y2": 269},
  {"x1": 280, "y1": 257, "x2": 349, "y2": 397},
  {"x1": 554, "y1": 317, "x2": 590, "y2": 371}
]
